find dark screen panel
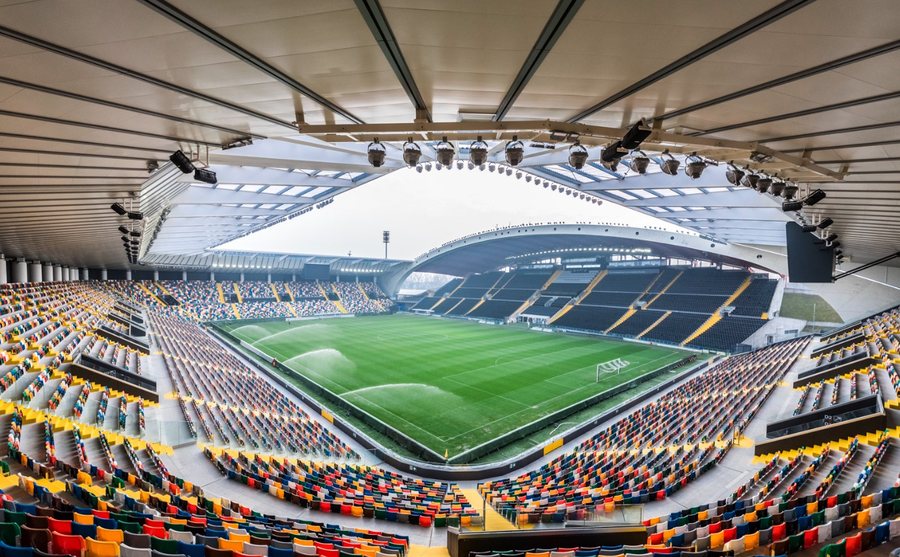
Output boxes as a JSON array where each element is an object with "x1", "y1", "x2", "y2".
[
  {"x1": 302, "y1": 264, "x2": 331, "y2": 280},
  {"x1": 786, "y1": 222, "x2": 833, "y2": 283}
]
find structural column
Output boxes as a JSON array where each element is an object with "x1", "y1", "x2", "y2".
[
  {"x1": 29, "y1": 262, "x2": 43, "y2": 282},
  {"x1": 182, "y1": 271, "x2": 187, "y2": 281},
  {"x1": 125, "y1": 270, "x2": 132, "y2": 280},
  {"x1": 153, "y1": 270, "x2": 159, "y2": 281},
  {"x1": 81, "y1": 268, "x2": 89, "y2": 280},
  {"x1": 101, "y1": 269, "x2": 108, "y2": 280},
  {"x1": 0, "y1": 255, "x2": 7, "y2": 284},
  {"x1": 13, "y1": 259, "x2": 28, "y2": 283},
  {"x1": 53, "y1": 265, "x2": 62, "y2": 282},
  {"x1": 63, "y1": 267, "x2": 70, "y2": 281},
  {"x1": 42, "y1": 263, "x2": 53, "y2": 282}
]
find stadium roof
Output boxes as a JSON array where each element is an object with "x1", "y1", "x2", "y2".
[
  {"x1": 0, "y1": 0, "x2": 898, "y2": 270},
  {"x1": 395, "y1": 223, "x2": 785, "y2": 279}
]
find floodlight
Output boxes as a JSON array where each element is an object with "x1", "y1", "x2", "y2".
[
  {"x1": 770, "y1": 181, "x2": 785, "y2": 196},
  {"x1": 660, "y1": 150, "x2": 680, "y2": 176},
  {"x1": 782, "y1": 183, "x2": 799, "y2": 200},
  {"x1": 725, "y1": 164, "x2": 745, "y2": 186},
  {"x1": 684, "y1": 153, "x2": 707, "y2": 179},
  {"x1": 782, "y1": 199, "x2": 803, "y2": 212},
  {"x1": 367, "y1": 137, "x2": 386, "y2": 167},
  {"x1": 110, "y1": 203, "x2": 127, "y2": 216},
  {"x1": 621, "y1": 119, "x2": 652, "y2": 150},
  {"x1": 756, "y1": 177, "x2": 772, "y2": 193},
  {"x1": 567, "y1": 141, "x2": 588, "y2": 170},
  {"x1": 193, "y1": 167, "x2": 217, "y2": 184},
  {"x1": 169, "y1": 150, "x2": 194, "y2": 173},
  {"x1": 469, "y1": 136, "x2": 488, "y2": 166},
  {"x1": 402, "y1": 139, "x2": 421, "y2": 167},
  {"x1": 805, "y1": 189, "x2": 826, "y2": 206},
  {"x1": 118, "y1": 225, "x2": 129, "y2": 234},
  {"x1": 741, "y1": 173, "x2": 759, "y2": 189},
  {"x1": 436, "y1": 137, "x2": 455, "y2": 166},
  {"x1": 505, "y1": 136, "x2": 524, "y2": 166},
  {"x1": 628, "y1": 151, "x2": 650, "y2": 174},
  {"x1": 127, "y1": 211, "x2": 143, "y2": 221},
  {"x1": 817, "y1": 217, "x2": 833, "y2": 229}
]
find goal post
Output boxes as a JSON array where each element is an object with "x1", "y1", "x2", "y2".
[{"x1": 596, "y1": 358, "x2": 629, "y2": 382}]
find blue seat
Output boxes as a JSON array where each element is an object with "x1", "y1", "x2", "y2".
[{"x1": 0, "y1": 540, "x2": 35, "y2": 557}]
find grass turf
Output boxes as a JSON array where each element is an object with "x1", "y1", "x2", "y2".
[
  {"x1": 222, "y1": 314, "x2": 689, "y2": 458},
  {"x1": 780, "y1": 292, "x2": 842, "y2": 323}
]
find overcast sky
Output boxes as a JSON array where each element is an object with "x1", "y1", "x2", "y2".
[{"x1": 219, "y1": 167, "x2": 676, "y2": 260}]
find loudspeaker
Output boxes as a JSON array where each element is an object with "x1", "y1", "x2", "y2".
[{"x1": 786, "y1": 222, "x2": 834, "y2": 283}]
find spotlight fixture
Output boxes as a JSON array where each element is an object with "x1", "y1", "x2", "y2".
[
  {"x1": 127, "y1": 211, "x2": 143, "y2": 221},
  {"x1": 770, "y1": 181, "x2": 786, "y2": 197},
  {"x1": 367, "y1": 138, "x2": 386, "y2": 167},
  {"x1": 129, "y1": 231, "x2": 141, "y2": 237},
  {"x1": 741, "y1": 173, "x2": 759, "y2": 189},
  {"x1": 402, "y1": 138, "x2": 421, "y2": 167},
  {"x1": 169, "y1": 150, "x2": 195, "y2": 174},
  {"x1": 684, "y1": 153, "x2": 707, "y2": 179},
  {"x1": 456, "y1": 161, "x2": 464, "y2": 170},
  {"x1": 505, "y1": 136, "x2": 524, "y2": 166},
  {"x1": 146, "y1": 160, "x2": 159, "y2": 173},
  {"x1": 817, "y1": 217, "x2": 834, "y2": 229},
  {"x1": 725, "y1": 164, "x2": 745, "y2": 186},
  {"x1": 488, "y1": 163, "x2": 496, "y2": 173},
  {"x1": 782, "y1": 199, "x2": 803, "y2": 212},
  {"x1": 756, "y1": 177, "x2": 772, "y2": 193},
  {"x1": 801, "y1": 224, "x2": 818, "y2": 233},
  {"x1": 193, "y1": 167, "x2": 217, "y2": 184},
  {"x1": 436, "y1": 137, "x2": 455, "y2": 167},
  {"x1": 110, "y1": 203, "x2": 127, "y2": 216},
  {"x1": 782, "y1": 188, "x2": 825, "y2": 211},
  {"x1": 600, "y1": 141, "x2": 624, "y2": 166},
  {"x1": 118, "y1": 225, "x2": 129, "y2": 235},
  {"x1": 660, "y1": 150, "x2": 680, "y2": 176},
  {"x1": 469, "y1": 136, "x2": 488, "y2": 166},
  {"x1": 628, "y1": 151, "x2": 650, "y2": 174},
  {"x1": 567, "y1": 141, "x2": 588, "y2": 170}
]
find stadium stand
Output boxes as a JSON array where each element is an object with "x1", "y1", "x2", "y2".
[{"x1": 479, "y1": 338, "x2": 809, "y2": 517}]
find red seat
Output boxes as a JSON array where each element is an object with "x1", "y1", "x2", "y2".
[
  {"x1": 51, "y1": 531, "x2": 85, "y2": 556},
  {"x1": 47, "y1": 518, "x2": 72, "y2": 534},
  {"x1": 845, "y1": 533, "x2": 862, "y2": 557},
  {"x1": 144, "y1": 524, "x2": 167, "y2": 538}
]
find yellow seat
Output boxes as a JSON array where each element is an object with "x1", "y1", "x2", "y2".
[
  {"x1": 96, "y1": 526, "x2": 124, "y2": 544},
  {"x1": 86, "y1": 537, "x2": 121, "y2": 557},
  {"x1": 73, "y1": 513, "x2": 94, "y2": 525},
  {"x1": 228, "y1": 530, "x2": 250, "y2": 542}
]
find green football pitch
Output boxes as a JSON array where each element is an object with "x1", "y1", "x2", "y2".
[{"x1": 221, "y1": 314, "x2": 689, "y2": 458}]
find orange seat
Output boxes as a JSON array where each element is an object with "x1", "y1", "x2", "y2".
[
  {"x1": 86, "y1": 537, "x2": 121, "y2": 557},
  {"x1": 96, "y1": 526, "x2": 124, "y2": 543}
]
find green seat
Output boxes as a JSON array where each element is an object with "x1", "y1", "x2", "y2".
[
  {"x1": 118, "y1": 520, "x2": 142, "y2": 533},
  {"x1": 151, "y1": 536, "x2": 180, "y2": 553},
  {"x1": 4, "y1": 512, "x2": 26, "y2": 526},
  {"x1": 0, "y1": 522, "x2": 21, "y2": 545}
]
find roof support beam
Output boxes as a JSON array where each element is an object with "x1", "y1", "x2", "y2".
[
  {"x1": 566, "y1": 0, "x2": 816, "y2": 122},
  {"x1": 175, "y1": 166, "x2": 358, "y2": 188},
  {"x1": 170, "y1": 186, "x2": 316, "y2": 206},
  {"x1": 493, "y1": 0, "x2": 584, "y2": 121},
  {"x1": 626, "y1": 189, "x2": 777, "y2": 208},
  {"x1": 353, "y1": 0, "x2": 431, "y2": 122},
  {"x1": 696, "y1": 90, "x2": 900, "y2": 136},
  {"x1": 0, "y1": 132, "x2": 172, "y2": 154},
  {"x1": 0, "y1": 108, "x2": 221, "y2": 146},
  {"x1": 761, "y1": 120, "x2": 900, "y2": 143},
  {"x1": 0, "y1": 75, "x2": 263, "y2": 140},
  {"x1": 136, "y1": 0, "x2": 364, "y2": 124},
  {"x1": 0, "y1": 24, "x2": 295, "y2": 130},
  {"x1": 658, "y1": 39, "x2": 900, "y2": 121}
]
